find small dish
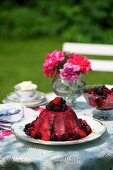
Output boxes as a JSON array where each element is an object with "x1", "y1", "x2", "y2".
[
  {"x1": 6, "y1": 91, "x2": 45, "y2": 102},
  {"x1": 3, "y1": 91, "x2": 47, "y2": 108},
  {"x1": 83, "y1": 85, "x2": 113, "y2": 120}
]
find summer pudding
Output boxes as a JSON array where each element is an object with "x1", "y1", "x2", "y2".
[{"x1": 24, "y1": 97, "x2": 92, "y2": 141}]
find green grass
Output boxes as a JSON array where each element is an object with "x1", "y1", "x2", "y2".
[{"x1": 0, "y1": 37, "x2": 113, "y2": 102}]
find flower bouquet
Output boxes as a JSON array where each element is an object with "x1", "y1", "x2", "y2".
[{"x1": 43, "y1": 50, "x2": 92, "y2": 106}]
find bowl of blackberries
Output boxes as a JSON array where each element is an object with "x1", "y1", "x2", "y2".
[{"x1": 83, "y1": 85, "x2": 113, "y2": 120}]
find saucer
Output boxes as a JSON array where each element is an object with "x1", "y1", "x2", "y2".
[
  {"x1": 3, "y1": 92, "x2": 47, "y2": 108},
  {"x1": 7, "y1": 91, "x2": 45, "y2": 102}
]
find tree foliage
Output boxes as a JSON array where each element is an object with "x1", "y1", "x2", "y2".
[{"x1": 0, "y1": 0, "x2": 113, "y2": 43}]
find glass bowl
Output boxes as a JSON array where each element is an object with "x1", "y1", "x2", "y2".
[{"x1": 83, "y1": 85, "x2": 113, "y2": 120}]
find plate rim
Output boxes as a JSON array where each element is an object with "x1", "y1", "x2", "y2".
[{"x1": 11, "y1": 115, "x2": 106, "y2": 146}]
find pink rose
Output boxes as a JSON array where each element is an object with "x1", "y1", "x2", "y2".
[
  {"x1": 43, "y1": 50, "x2": 66, "y2": 77},
  {"x1": 68, "y1": 53, "x2": 91, "y2": 74},
  {"x1": 60, "y1": 63, "x2": 80, "y2": 81}
]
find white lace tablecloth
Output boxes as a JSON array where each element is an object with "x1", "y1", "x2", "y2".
[{"x1": 0, "y1": 93, "x2": 113, "y2": 170}]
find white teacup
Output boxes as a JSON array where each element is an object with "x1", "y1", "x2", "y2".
[{"x1": 14, "y1": 81, "x2": 37, "y2": 101}]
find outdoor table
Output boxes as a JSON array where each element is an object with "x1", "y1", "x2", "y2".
[{"x1": 0, "y1": 93, "x2": 113, "y2": 170}]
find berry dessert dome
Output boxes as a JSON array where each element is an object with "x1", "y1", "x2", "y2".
[{"x1": 24, "y1": 97, "x2": 92, "y2": 141}]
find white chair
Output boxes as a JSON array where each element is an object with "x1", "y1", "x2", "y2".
[{"x1": 62, "y1": 42, "x2": 113, "y2": 72}]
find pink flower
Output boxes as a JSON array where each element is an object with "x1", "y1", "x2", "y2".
[
  {"x1": 43, "y1": 50, "x2": 92, "y2": 82},
  {"x1": 43, "y1": 50, "x2": 66, "y2": 77},
  {"x1": 60, "y1": 63, "x2": 80, "y2": 81},
  {"x1": 68, "y1": 53, "x2": 91, "y2": 74}
]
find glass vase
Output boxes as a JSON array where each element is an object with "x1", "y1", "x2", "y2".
[{"x1": 52, "y1": 74, "x2": 86, "y2": 107}]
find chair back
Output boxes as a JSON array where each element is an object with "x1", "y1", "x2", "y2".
[{"x1": 62, "y1": 42, "x2": 113, "y2": 72}]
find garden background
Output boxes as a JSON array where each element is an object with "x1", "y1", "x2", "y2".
[{"x1": 0, "y1": 0, "x2": 113, "y2": 102}]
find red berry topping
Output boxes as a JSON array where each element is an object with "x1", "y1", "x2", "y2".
[
  {"x1": 31, "y1": 130, "x2": 37, "y2": 138},
  {"x1": 86, "y1": 126, "x2": 91, "y2": 132},
  {"x1": 60, "y1": 134, "x2": 68, "y2": 141},
  {"x1": 53, "y1": 97, "x2": 61, "y2": 105},
  {"x1": 81, "y1": 120, "x2": 87, "y2": 125},
  {"x1": 35, "y1": 132, "x2": 42, "y2": 139},
  {"x1": 78, "y1": 130, "x2": 86, "y2": 138},
  {"x1": 53, "y1": 106, "x2": 61, "y2": 112}
]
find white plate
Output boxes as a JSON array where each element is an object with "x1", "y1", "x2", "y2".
[{"x1": 11, "y1": 115, "x2": 106, "y2": 145}]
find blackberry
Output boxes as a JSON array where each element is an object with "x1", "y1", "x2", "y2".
[
  {"x1": 51, "y1": 135, "x2": 58, "y2": 141},
  {"x1": 81, "y1": 124, "x2": 90, "y2": 135},
  {"x1": 78, "y1": 118, "x2": 82, "y2": 122},
  {"x1": 53, "y1": 106, "x2": 61, "y2": 112},
  {"x1": 46, "y1": 101, "x2": 55, "y2": 110},
  {"x1": 61, "y1": 97, "x2": 66, "y2": 104},
  {"x1": 25, "y1": 130, "x2": 31, "y2": 136},
  {"x1": 111, "y1": 88, "x2": 113, "y2": 91},
  {"x1": 94, "y1": 86, "x2": 104, "y2": 95},
  {"x1": 35, "y1": 132, "x2": 42, "y2": 139},
  {"x1": 81, "y1": 124, "x2": 86, "y2": 129},
  {"x1": 61, "y1": 104, "x2": 67, "y2": 111},
  {"x1": 70, "y1": 133, "x2": 80, "y2": 139},
  {"x1": 102, "y1": 85, "x2": 108, "y2": 90},
  {"x1": 81, "y1": 124, "x2": 89, "y2": 135},
  {"x1": 46, "y1": 105, "x2": 52, "y2": 110},
  {"x1": 60, "y1": 134, "x2": 68, "y2": 141},
  {"x1": 101, "y1": 95, "x2": 107, "y2": 99},
  {"x1": 36, "y1": 117, "x2": 39, "y2": 120},
  {"x1": 24, "y1": 123, "x2": 31, "y2": 130},
  {"x1": 82, "y1": 128, "x2": 89, "y2": 135}
]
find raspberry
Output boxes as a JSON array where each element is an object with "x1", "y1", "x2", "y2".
[
  {"x1": 81, "y1": 120, "x2": 87, "y2": 125},
  {"x1": 53, "y1": 97, "x2": 61, "y2": 105},
  {"x1": 31, "y1": 130, "x2": 37, "y2": 138},
  {"x1": 78, "y1": 130, "x2": 86, "y2": 138},
  {"x1": 86, "y1": 126, "x2": 91, "y2": 132}
]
